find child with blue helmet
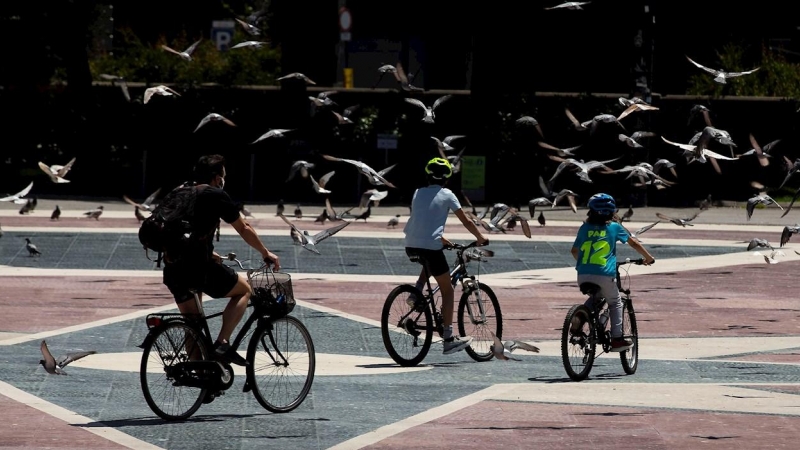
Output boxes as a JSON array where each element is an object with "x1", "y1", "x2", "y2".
[{"x1": 570, "y1": 193, "x2": 655, "y2": 351}]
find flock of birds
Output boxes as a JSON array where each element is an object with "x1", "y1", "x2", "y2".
[{"x1": 8, "y1": 5, "x2": 800, "y2": 373}]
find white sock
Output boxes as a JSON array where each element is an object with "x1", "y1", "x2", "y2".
[{"x1": 443, "y1": 325, "x2": 453, "y2": 340}]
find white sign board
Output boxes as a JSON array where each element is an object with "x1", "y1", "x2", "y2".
[
  {"x1": 340, "y1": 32, "x2": 351, "y2": 42},
  {"x1": 211, "y1": 20, "x2": 235, "y2": 51}
]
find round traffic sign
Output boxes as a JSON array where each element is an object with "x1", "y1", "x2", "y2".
[{"x1": 339, "y1": 8, "x2": 352, "y2": 31}]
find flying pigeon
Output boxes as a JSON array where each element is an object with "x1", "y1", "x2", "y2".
[
  {"x1": 162, "y1": 39, "x2": 202, "y2": 61},
  {"x1": 123, "y1": 188, "x2": 161, "y2": 212},
  {"x1": 747, "y1": 238, "x2": 773, "y2": 251},
  {"x1": 194, "y1": 113, "x2": 236, "y2": 132},
  {"x1": 655, "y1": 211, "x2": 701, "y2": 227},
  {"x1": 37, "y1": 157, "x2": 76, "y2": 183},
  {"x1": 490, "y1": 332, "x2": 540, "y2": 361},
  {"x1": 235, "y1": 17, "x2": 262, "y2": 36},
  {"x1": 39, "y1": 340, "x2": 96, "y2": 375},
  {"x1": 321, "y1": 154, "x2": 397, "y2": 188},
  {"x1": 404, "y1": 95, "x2": 452, "y2": 124},
  {"x1": 686, "y1": 55, "x2": 760, "y2": 84},
  {"x1": 286, "y1": 160, "x2": 315, "y2": 182},
  {"x1": 780, "y1": 225, "x2": 800, "y2": 247},
  {"x1": 277, "y1": 72, "x2": 316, "y2": 85},
  {"x1": 278, "y1": 214, "x2": 349, "y2": 254},
  {"x1": 0, "y1": 181, "x2": 34, "y2": 205},
  {"x1": 143, "y1": 85, "x2": 180, "y2": 104},
  {"x1": 310, "y1": 171, "x2": 336, "y2": 195},
  {"x1": 746, "y1": 194, "x2": 783, "y2": 221}
]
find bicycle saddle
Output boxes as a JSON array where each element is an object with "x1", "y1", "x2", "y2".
[{"x1": 579, "y1": 282, "x2": 601, "y2": 296}]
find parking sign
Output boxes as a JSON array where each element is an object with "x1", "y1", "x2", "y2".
[{"x1": 211, "y1": 20, "x2": 235, "y2": 51}]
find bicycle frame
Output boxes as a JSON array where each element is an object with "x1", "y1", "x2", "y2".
[
  {"x1": 585, "y1": 264, "x2": 634, "y2": 351},
  {"x1": 416, "y1": 246, "x2": 487, "y2": 331}
]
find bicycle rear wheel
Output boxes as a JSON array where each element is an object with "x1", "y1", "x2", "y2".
[
  {"x1": 561, "y1": 304, "x2": 596, "y2": 381},
  {"x1": 381, "y1": 284, "x2": 432, "y2": 367},
  {"x1": 620, "y1": 298, "x2": 639, "y2": 374},
  {"x1": 247, "y1": 315, "x2": 315, "y2": 413},
  {"x1": 458, "y1": 281, "x2": 502, "y2": 362},
  {"x1": 140, "y1": 322, "x2": 209, "y2": 421}
]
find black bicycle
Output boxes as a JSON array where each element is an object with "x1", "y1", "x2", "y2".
[
  {"x1": 561, "y1": 258, "x2": 643, "y2": 381},
  {"x1": 138, "y1": 253, "x2": 315, "y2": 420},
  {"x1": 381, "y1": 241, "x2": 502, "y2": 366}
]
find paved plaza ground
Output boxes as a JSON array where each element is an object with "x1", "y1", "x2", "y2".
[{"x1": 1, "y1": 199, "x2": 799, "y2": 449}]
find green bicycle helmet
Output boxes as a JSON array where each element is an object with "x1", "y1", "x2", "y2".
[{"x1": 425, "y1": 157, "x2": 453, "y2": 180}]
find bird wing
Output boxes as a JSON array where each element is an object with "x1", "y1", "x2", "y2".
[
  {"x1": 38, "y1": 162, "x2": 55, "y2": 177},
  {"x1": 490, "y1": 332, "x2": 508, "y2": 360},
  {"x1": 59, "y1": 350, "x2": 96, "y2": 367},
  {"x1": 161, "y1": 45, "x2": 183, "y2": 56},
  {"x1": 318, "y1": 170, "x2": 335, "y2": 188},
  {"x1": 184, "y1": 39, "x2": 202, "y2": 55},
  {"x1": 616, "y1": 104, "x2": 639, "y2": 121},
  {"x1": 727, "y1": 67, "x2": 760, "y2": 77},
  {"x1": 312, "y1": 221, "x2": 350, "y2": 243},
  {"x1": 686, "y1": 56, "x2": 720, "y2": 76},
  {"x1": 40, "y1": 340, "x2": 56, "y2": 368},
  {"x1": 57, "y1": 157, "x2": 76, "y2": 177},
  {"x1": 122, "y1": 195, "x2": 145, "y2": 209},
  {"x1": 377, "y1": 163, "x2": 396, "y2": 177},
  {"x1": 655, "y1": 212, "x2": 674, "y2": 222},
  {"x1": 404, "y1": 98, "x2": 427, "y2": 111},
  {"x1": 143, "y1": 188, "x2": 161, "y2": 207},
  {"x1": 780, "y1": 190, "x2": 800, "y2": 218},
  {"x1": 0, "y1": 181, "x2": 34, "y2": 202},
  {"x1": 780, "y1": 226, "x2": 794, "y2": 247},
  {"x1": 633, "y1": 221, "x2": 659, "y2": 237},
  {"x1": 432, "y1": 95, "x2": 453, "y2": 111},
  {"x1": 519, "y1": 217, "x2": 532, "y2": 239},
  {"x1": 194, "y1": 115, "x2": 212, "y2": 132},
  {"x1": 506, "y1": 340, "x2": 540, "y2": 353},
  {"x1": 661, "y1": 136, "x2": 696, "y2": 152},
  {"x1": 564, "y1": 107, "x2": 582, "y2": 128}
]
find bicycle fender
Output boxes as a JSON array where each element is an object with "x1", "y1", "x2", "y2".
[{"x1": 136, "y1": 317, "x2": 192, "y2": 349}]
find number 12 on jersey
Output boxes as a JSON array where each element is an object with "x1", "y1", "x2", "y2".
[{"x1": 580, "y1": 239, "x2": 610, "y2": 266}]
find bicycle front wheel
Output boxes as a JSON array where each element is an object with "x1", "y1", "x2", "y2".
[
  {"x1": 561, "y1": 304, "x2": 596, "y2": 381},
  {"x1": 247, "y1": 315, "x2": 315, "y2": 413},
  {"x1": 381, "y1": 284, "x2": 433, "y2": 367},
  {"x1": 458, "y1": 282, "x2": 502, "y2": 362},
  {"x1": 140, "y1": 322, "x2": 209, "y2": 421},
  {"x1": 620, "y1": 298, "x2": 639, "y2": 374}
]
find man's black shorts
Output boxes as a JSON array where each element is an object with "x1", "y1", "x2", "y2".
[
  {"x1": 405, "y1": 247, "x2": 450, "y2": 277},
  {"x1": 163, "y1": 260, "x2": 239, "y2": 303}
]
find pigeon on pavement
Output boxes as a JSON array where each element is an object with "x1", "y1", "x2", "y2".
[{"x1": 39, "y1": 340, "x2": 96, "y2": 375}]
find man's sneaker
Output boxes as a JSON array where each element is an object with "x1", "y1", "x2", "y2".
[
  {"x1": 443, "y1": 335, "x2": 473, "y2": 355},
  {"x1": 610, "y1": 338, "x2": 633, "y2": 352},
  {"x1": 214, "y1": 342, "x2": 248, "y2": 366}
]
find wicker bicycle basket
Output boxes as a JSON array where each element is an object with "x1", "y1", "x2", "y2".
[{"x1": 249, "y1": 269, "x2": 295, "y2": 318}]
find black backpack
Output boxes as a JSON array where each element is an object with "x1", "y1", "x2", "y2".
[{"x1": 138, "y1": 183, "x2": 207, "y2": 267}]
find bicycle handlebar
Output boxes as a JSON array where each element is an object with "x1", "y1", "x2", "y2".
[
  {"x1": 444, "y1": 240, "x2": 489, "y2": 250},
  {"x1": 617, "y1": 257, "x2": 647, "y2": 267}
]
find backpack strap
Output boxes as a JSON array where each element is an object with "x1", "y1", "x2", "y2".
[{"x1": 144, "y1": 248, "x2": 164, "y2": 268}]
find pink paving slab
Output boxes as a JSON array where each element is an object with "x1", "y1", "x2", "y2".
[
  {"x1": 0, "y1": 393, "x2": 128, "y2": 449},
  {"x1": 366, "y1": 400, "x2": 800, "y2": 449}
]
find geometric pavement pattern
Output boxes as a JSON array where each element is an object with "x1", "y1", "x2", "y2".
[{"x1": 1, "y1": 206, "x2": 800, "y2": 449}]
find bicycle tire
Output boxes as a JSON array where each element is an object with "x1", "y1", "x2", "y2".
[
  {"x1": 247, "y1": 315, "x2": 315, "y2": 413},
  {"x1": 561, "y1": 304, "x2": 596, "y2": 381},
  {"x1": 381, "y1": 284, "x2": 432, "y2": 367},
  {"x1": 458, "y1": 282, "x2": 503, "y2": 362},
  {"x1": 620, "y1": 298, "x2": 639, "y2": 374},
  {"x1": 140, "y1": 321, "x2": 209, "y2": 421}
]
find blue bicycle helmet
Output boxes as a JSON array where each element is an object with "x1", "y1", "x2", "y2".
[{"x1": 587, "y1": 193, "x2": 616, "y2": 215}]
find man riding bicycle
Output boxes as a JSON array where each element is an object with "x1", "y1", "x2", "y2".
[
  {"x1": 162, "y1": 154, "x2": 280, "y2": 366},
  {"x1": 404, "y1": 157, "x2": 488, "y2": 354}
]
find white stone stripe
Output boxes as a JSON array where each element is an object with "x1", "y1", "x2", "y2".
[
  {"x1": 328, "y1": 385, "x2": 500, "y2": 450},
  {"x1": 489, "y1": 382, "x2": 800, "y2": 416},
  {"x1": 0, "y1": 380, "x2": 164, "y2": 449}
]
